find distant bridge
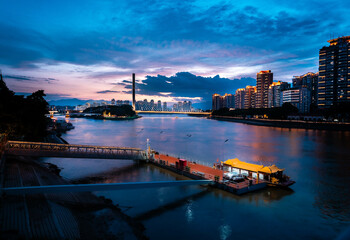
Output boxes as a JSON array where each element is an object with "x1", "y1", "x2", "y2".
[
  {"x1": 5, "y1": 141, "x2": 147, "y2": 160},
  {"x1": 136, "y1": 111, "x2": 211, "y2": 115}
]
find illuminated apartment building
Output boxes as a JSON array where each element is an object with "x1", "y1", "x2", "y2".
[
  {"x1": 282, "y1": 88, "x2": 311, "y2": 113},
  {"x1": 223, "y1": 93, "x2": 235, "y2": 109},
  {"x1": 256, "y1": 70, "x2": 273, "y2": 108},
  {"x1": 318, "y1": 36, "x2": 350, "y2": 108},
  {"x1": 235, "y1": 88, "x2": 246, "y2": 109},
  {"x1": 244, "y1": 86, "x2": 256, "y2": 109},
  {"x1": 212, "y1": 94, "x2": 222, "y2": 110},
  {"x1": 293, "y1": 72, "x2": 318, "y2": 106},
  {"x1": 268, "y1": 81, "x2": 290, "y2": 108}
]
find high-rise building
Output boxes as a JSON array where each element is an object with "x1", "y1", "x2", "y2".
[
  {"x1": 157, "y1": 100, "x2": 162, "y2": 111},
  {"x1": 293, "y1": 72, "x2": 318, "y2": 106},
  {"x1": 182, "y1": 101, "x2": 192, "y2": 112},
  {"x1": 282, "y1": 88, "x2": 300, "y2": 109},
  {"x1": 318, "y1": 36, "x2": 350, "y2": 108},
  {"x1": 177, "y1": 101, "x2": 183, "y2": 111},
  {"x1": 299, "y1": 87, "x2": 311, "y2": 113},
  {"x1": 111, "y1": 98, "x2": 115, "y2": 105},
  {"x1": 235, "y1": 88, "x2": 245, "y2": 109},
  {"x1": 163, "y1": 102, "x2": 167, "y2": 111},
  {"x1": 183, "y1": 101, "x2": 188, "y2": 112},
  {"x1": 212, "y1": 94, "x2": 223, "y2": 110},
  {"x1": 244, "y1": 86, "x2": 256, "y2": 109},
  {"x1": 150, "y1": 99, "x2": 155, "y2": 110},
  {"x1": 282, "y1": 87, "x2": 311, "y2": 113},
  {"x1": 256, "y1": 70, "x2": 273, "y2": 108},
  {"x1": 268, "y1": 81, "x2": 290, "y2": 108},
  {"x1": 173, "y1": 103, "x2": 178, "y2": 111},
  {"x1": 223, "y1": 94, "x2": 235, "y2": 109}
]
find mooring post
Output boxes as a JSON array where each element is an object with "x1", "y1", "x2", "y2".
[{"x1": 146, "y1": 138, "x2": 150, "y2": 161}]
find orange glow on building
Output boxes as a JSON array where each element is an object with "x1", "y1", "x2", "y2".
[{"x1": 327, "y1": 36, "x2": 350, "y2": 46}]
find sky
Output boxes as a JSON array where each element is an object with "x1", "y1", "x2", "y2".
[{"x1": 0, "y1": 0, "x2": 349, "y2": 108}]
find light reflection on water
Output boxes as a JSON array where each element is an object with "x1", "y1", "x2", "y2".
[{"x1": 44, "y1": 115, "x2": 350, "y2": 239}]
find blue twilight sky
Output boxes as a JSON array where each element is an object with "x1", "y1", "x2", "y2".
[{"x1": 0, "y1": 0, "x2": 349, "y2": 108}]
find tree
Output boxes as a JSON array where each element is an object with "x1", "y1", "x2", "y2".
[{"x1": 0, "y1": 79, "x2": 49, "y2": 140}]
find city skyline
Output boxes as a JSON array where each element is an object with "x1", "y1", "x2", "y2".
[
  {"x1": 212, "y1": 35, "x2": 350, "y2": 113},
  {"x1": 1, "y1": 0, "x2": 350, "y2": 109}
]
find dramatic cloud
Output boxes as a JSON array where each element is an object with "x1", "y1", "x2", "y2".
[
  {"x1": 135, "y1": 72, "x2": 255, "y2": 97},
  {"x1": 4, "y1": 74, "x2": 58, "y2": 83},
  {"x1": 0, "y1": 0, "x2": 349, "y2": 105},
  {"x1": 4, "y1": 75, "x2": 36, "y2": 81},
  {"x1": 96, "y1": 90, "x2": 122, "y2": 94},
  {"x1": 125, "y1": 72, "x2": 255, "y2": 108}
]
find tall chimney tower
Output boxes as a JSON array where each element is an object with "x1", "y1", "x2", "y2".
[{"x1": 132, "y1": 73, "x2": 136, "y2": 110}]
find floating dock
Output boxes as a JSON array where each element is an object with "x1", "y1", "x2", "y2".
[{"x1": 150, "y1": 154, "x2": 267, "y2": 195}]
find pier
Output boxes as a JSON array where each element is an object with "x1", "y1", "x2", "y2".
[
  {"x1": 150, "y1": 153, "x2": 267, "y2": 195},
  {"x1": 1, "y1": 141, "x2": 214, "y2": 195},
  {"x1": 1, "y1": 140, "x2": 268, "y2": 196}
]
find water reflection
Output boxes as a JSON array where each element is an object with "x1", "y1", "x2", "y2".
[
  {"x1": 210, "y1": 186, "x2": 295, "y2": 204},
  {"x1": 219, "y1": 224, "x2": 232, "y2": 240},
  {"x1": 135, "y1": 190, "x2": 209, "y2": 222}
]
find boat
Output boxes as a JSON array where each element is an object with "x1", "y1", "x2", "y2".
[{"x1": 222, "y1": 158, "x2": 295, "y2": 188}]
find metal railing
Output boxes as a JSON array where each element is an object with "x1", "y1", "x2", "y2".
[
  {"x1": 136, "y1": 111, "x2": 210, "y2": 115},
  {"x1": 5, "y1": 141, "x2": 148, "y2": 160},
  {"x1": 2, "y1": 180, "x2": 213, "y2": 195}
]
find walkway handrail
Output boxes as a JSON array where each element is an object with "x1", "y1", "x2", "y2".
[
  {"x1": 4, "y1": 140, "x2": 148, "y2": 160},
  {"x1": 2, "y1": 180, "x2": 213, "y2": 195},
  {"x1": 6, "y1": 141, "x2": 143, "y2": 151}
]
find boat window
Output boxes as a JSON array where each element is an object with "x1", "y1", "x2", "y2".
[{"x1": 259, "y1": 173, "x2": 264, "y2": 180}]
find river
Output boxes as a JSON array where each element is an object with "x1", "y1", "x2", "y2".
[{"x1": 44, "y1": 114, "x2": 350, "y2": 239}]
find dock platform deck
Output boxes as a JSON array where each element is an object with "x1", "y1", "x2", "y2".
[{"x1": 153, "y1": 154, "x2": 267, "y2": 195}]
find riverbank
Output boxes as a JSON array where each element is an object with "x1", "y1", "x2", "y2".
[
  {"x1": 0, "y1": 134, "x2": 148, "y2": 240},
  {"x1": 209, "y1": 115, "x2": 350, "y2": 131}
]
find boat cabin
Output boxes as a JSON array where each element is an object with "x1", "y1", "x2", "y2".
[{"x1": 223, "y1": 158, "x2": 284, "y2": 182}]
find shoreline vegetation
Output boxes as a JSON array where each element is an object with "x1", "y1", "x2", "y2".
[
  {"x1": 0, "y1": 78, "x2": 48, "y2": 141},
  {"x1": 71, "y1": 105, "x2": 141, "y2": 120}
]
